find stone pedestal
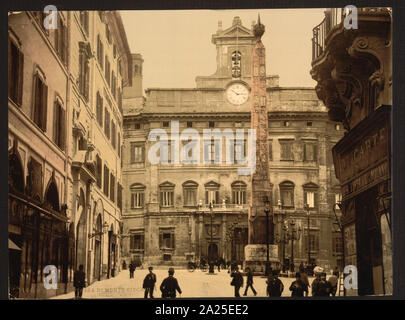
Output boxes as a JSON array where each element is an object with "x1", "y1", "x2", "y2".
[{"x1": 243, "y1": 244, "x2": 280, "y2": 274}]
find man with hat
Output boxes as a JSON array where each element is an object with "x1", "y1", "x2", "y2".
[
  {"x1": 266, "y1": 270, "x2": 284, "y2": 297},
  {"x1": 289, "y1": 272, "x2": 308, "y2": 297},
  {"x1": 160, "y1": 268, "x2": 182, "y2": 298},
  {"x1": 143, "y1": 266, "x2": 157, "y2": 298},
  {"x1": 311, "y1": 270, "x2": 332, "y2": 297}
]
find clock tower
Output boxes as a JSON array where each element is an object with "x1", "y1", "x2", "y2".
[{"x1": 195, "y1": 16, "x2": 257, "y2": 89}]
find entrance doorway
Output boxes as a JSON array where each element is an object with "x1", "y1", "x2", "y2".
[
  {"x1": 94, "y1": 214, "x2": 102, "y2": 281},
  {"x1": 355, "y1": 187, "x2": 384, "y2": 295},
  {"x1": 208, "y1": 243, "x2": 218, "y2": 262}
]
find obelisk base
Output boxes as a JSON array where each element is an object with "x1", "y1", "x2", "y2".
[{"x1": 243, "y1": 244, "x2": 280, "y2": 275}]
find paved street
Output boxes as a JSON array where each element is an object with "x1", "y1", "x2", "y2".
[{"x1": 52, "y1": 268, "x2": 317, "y2": 299}]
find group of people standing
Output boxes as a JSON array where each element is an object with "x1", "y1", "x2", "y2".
[{"x1": 230, "y1": 265, "x2": 340, "y2": 298}]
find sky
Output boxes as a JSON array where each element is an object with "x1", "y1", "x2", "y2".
[{"x1": 120, "y1": 9, "x2": 326, "y2": 91}]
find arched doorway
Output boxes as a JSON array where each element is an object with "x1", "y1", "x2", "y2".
[
  {"x1": 208, "y1": 243, "x2": 218, "y2": 262},
  {"x1": 94, "y1": 214, "x2": 102, "y2": 281},
  {"x1": 75, "y1": 189, "x2": 86, "y2": 270}
]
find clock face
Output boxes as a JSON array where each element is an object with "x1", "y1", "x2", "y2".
[{"x1": 226, "y1": 83, "x2": 249, "y2": 105}]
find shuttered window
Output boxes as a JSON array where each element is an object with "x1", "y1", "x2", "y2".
[
  {"x1": 130, "y1": 234, "x2": 144, "y2": 250},
  {"x1": 96, "y1": 92, "x2": 103, "y2": 127},
  {"x1": 53, "y1": 101, "x2": 65, "y2": 150},
  {"x1": 78, "y1": 43, "x2": 90, "y2": 101},
  {"x1": 109, "y1": 173, "x2": 115, "y2": 203},
  {"x1": 103, "y1": 165, "x2": 109, "y2": 196},
  {"x1": 33, "y1": 73, "x2": 48, "y2": 132},
  {"x1": 280, "y1": 140, "x2": 294, "y2": 161},
  {"x1": 159, "y1": 230, "x2": 175, "y2": 249},
  {"x1": 130, "y1": 143, "x2": 145, "y2": 164},
  {"x1": 304, "y1": 143, "x2": 318, "y2": 162},
  {"x1": 8, "y1": 39, "x2": 24, "y2": 106},
  {"x1": 232, "y1": 181, "x2": 247, "y2": 205},
  {"x1": 54, "y1": 16, "x2": 67, "y2": 64},
  {"x1": 279, "y1": 181, "x2": 295, "y2": 208},
  {"x1": 104, "y1": 108, "x2": 110, "y2": 139}
]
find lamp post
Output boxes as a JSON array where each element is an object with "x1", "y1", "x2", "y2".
[
  {"x1": 304, "y1": 203, "x2": 311, "y2": 269},
  {"x1": 264, "y1": 196, "x2": 271, "y2": 276},
  {"x1": 332, "y1": 201, "x2": 344, "y2": 272},
  {"x1": 208, "y1": 201, "x2": 215, "y2": 274}
]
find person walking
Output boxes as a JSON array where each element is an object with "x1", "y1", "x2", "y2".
[
  {"x1": 311, "y1": 272, "x2": 332, "y2": 297},
  {"x1": 160, "y1": 268, "x2": 182, "y2": 298},
  {"x1": 73, "y1": 265, "x2": 86, "y2": 299},
  {"x1": 289, "y1": 272, "x2": 308, "y2": 297},
  {"x1": 243, "y1": 268, "x2": 257, "y2": 296},
  {"x1": 129, "y1": 262, "x2": 135, "y2": 279},
  {"x1": 299, "y1": 262, "x2": 305, "y2": 273},
  {"x1": 143, "y1": 266, "x2": 157, "y2": 298},
  {"x1": 266, "y1": 270, "x2": 284, "y2": 297},
  {"x1": 230, "y1": 266, "x2": 244, "y2": 297},
  {"x1": 327, "y1": 273, "x2": 338, "y2": 296}
]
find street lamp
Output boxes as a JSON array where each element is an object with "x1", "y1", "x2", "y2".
[
  {"x1": 208, "y1": 201, "x2": 215, "y2": 274},
  {"x1": 263, "y1": 196, "x2": 271, "y2": 276},
  {"x1": 304, "y1": 203, "x2": 311, "y2": 270},
  {"x1": 332, "y1": 201, "x2": 345, "y2": 296}
]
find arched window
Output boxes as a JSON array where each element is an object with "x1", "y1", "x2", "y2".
[
  {"x1": 45, "y1": 179, "x2": 60, "y2": 211},
  {"x1": 130, "y1": 183, "x2": 145, "y2": 209},
  {"x1": 231, "y1": 181, "x2": 247, "y2": 205},
  {"x1": 279, "y1": 181, "x2": 295, "y2": 208},
  {"x1": 182, "y1": 181, "x2": 198, "y2": 207}
]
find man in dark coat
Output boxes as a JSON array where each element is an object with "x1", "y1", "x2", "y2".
[
  {"x1": 266, "y1": 270, "x2": 284, "y2": 297},
  {"x1": 311, "y1": 272, "x2": 332, "y2": 297},
  {"x1": 129, "y1": 262, "x2": 135, "y2": 279},
  {"x1": 243, "y1": 268, "x2": 257, "y2": 296},
  {"x1": 160, "y1": 268, "x2": 182, "y2": 298},
  {"x1": 74, "y1": 264, "x2": 86, "y2": 299},
  {"x1": 143, "y1": 266, "x2": 157, "y2": 298},
  {"x1": 230, "y1": 267, "x2": 244, "y2": 297},
  {"x1": 289, "y1": 272, "x2": 308, "y2": 297}
]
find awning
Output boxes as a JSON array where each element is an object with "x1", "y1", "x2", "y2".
[{"x1": 9, "y1": 239, "x2": 21, "y2": 251}]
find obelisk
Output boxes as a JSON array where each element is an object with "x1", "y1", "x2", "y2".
[{"x1": 245, "y1": 15, "x2": 275, "y2": 273}]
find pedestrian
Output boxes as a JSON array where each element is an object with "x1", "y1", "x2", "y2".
[
  {"x1": 143, "y1": 266, "x2": 157, "y2": 298},
  {"x1": 160, "y1": 268, "x2": 182, "y2": 298},
  {"x1": 243, "y1": 268, "x2": 257, "y2": 296},
  {"x1": 300, "y1": 269, "x2": 310, "y2": 289},
  {"x1": 122, "y1": 260, "x2": 127, "y2": 270},
  {"x1": 230, "y1": 266, "x2": 244, "y2": 297},
  {"x1": 73, "y1": 264, "x2": 86, "y2": 299},
  {"x1": 129, "y1": 262, "x2": 135, "y2": 279},
  {"x1": 266, "y1": 270, "x2": 284, "y2": 297},
  {"x1": 299, "y1": 262, "x2": 305, "y2": 273},
  {"x1": 289, "y1": 272, "x2": 308, "y2": 297},
  {"x1": 216, "y1": 259, "x2": 221, "y2": 272},
  {"x1": 327, "y1": 273, "x2": 338, "y2": 296},
  {"x1": 311, "y1": 272, "x2": 332, "y2": 297}
]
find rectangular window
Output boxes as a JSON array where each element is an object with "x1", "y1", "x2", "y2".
[
  {"x1": 183, "y1": 188, "x2": 197, "y2": 206},
  {"x1": 53, "y1": 101, "x2": 65, "y2": 150},
  {"x1": 162, "y1": 121, "x2": 169, "y2": 128},
  {"x1": 205, "y1": 190, "x2": 219, "y2": 205},
  {"x1": 160, "y1": 190, "x2": 174, "y2": 207},
  {"x1": 96, "y1": 92, "x2": 103, "y2": 127},
  {"x1": 305, "y1": 191, "x2": 315, "y2": 208},
  {"x1": 8, "y1": 39, "x2": 24, "y2": 105},
  {"x1": 32, "y1": 74, "x2": 48, "y2": 131},
  {"x1": 96, "y1": 155, "x2": 102, "y2": 188},
  {"x1": 280, "y1": 189, "x2": 294, "y2": 207},
  {"x1": 131, "y1": 192, "x2": 144, "y2": 208},
  {"x1": 305, "y1": 234, "x2": 320, "y2": 252},
  {"x1": 159, "y1": 230, "x2": 175, "y2": 249},
  {"x1": 280, "y1": 140, "x2": 294, "y2": 161},
  {"x1": 187, "y1": 121, "x2": 193, "y2": 128},
  {"x1": 111, "y1": 121, "x2": 116, "y2": 149},
  {"x1": 105, "y1": 56, "x2": 110, "y2": 86},
  {"x1": 97, "y1": 34, "x2": 104, "y2": 68},
  {"x1": 130, "y1": 234, "x2": 144, "y2": 250},
  {"x1": 332, "y1": 234, "x2": 343, "y2": 255},
  {"x1": 304, "y1": 143, "x2": 317, "y2": 162},
  {"x1": 117, "y1": 183, "x2": 122, "y2": 210},
  {"x1": 104, "y1": 108, "x2": 110, "y2": 139},
  {"x1": 79, "y1": 11, "x2": 89, "y2": 35},
  {"x1": 232, "y1": 190, "x2": 246, "y2": 205},
  {"x1": 110, "y1": 173, "x2": 115, "y2": 203},
  {"x1": 79, "y1": 44, "x2": 90, "y2": 101},
  {"x1": 54, "y1": 16, "x2": 67, "y2": 64},
  {"x1": 103, "y1": 165, "x2": 109, "y2": 196},
  {"x1": 130, "y1": 143, "x2": 145, "y2": 164},
  {"x1": 209, "y1": 121, "x2": 215, "y2": 128}
]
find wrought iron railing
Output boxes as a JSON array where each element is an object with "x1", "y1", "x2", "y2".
[{"x1": 312, "y1": 7, "x2": 391, "y2": 61}]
